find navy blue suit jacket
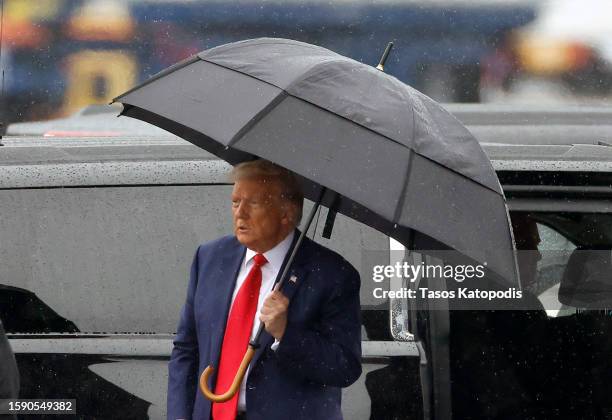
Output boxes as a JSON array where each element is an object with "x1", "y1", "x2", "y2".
[{"x1": 167, "y1": 231, "x2": 362, "y2": 420}]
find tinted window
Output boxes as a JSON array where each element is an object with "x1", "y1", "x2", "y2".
[
  {"x1": 0, "y1": 185, "x2": 232, "y2": 333},
  {"x1": 1, "y1": 186, "x2": 389, "y2": 334}
]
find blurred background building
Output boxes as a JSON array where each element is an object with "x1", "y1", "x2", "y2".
[{"x1": 1, "y1": 0, "x2": 611, "y2": 125}]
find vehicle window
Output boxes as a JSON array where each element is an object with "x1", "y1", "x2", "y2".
[
  {"x1": 387, "y1": 212, "x2": 612, "y2": 320},
  {"x1": 517, "y1": 212, "x2": 612, "y2": 417},
  {"x1": 531, "y1": 222, "x2": 577, "y2": 317},
  {"x1": 533, "y1": 222, "x2": 575, "y2": 296},
  {"x1": 512, "y1": 212, "x2": 612, "y2": 317},
  {"x1": 0, "y1": 187, "x2": 389, "y2": 336},
  {"x1": 0, "y1": 185, "x2": 233, "y2": 334}
]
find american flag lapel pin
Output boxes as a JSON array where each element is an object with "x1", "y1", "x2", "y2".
[{"x1": 289, "y1": 274, "x2": 298, "y2": 284}]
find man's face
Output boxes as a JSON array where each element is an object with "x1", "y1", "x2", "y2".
[{"x1": 231, "y1": 177, "x2": 293, "y2": 253}]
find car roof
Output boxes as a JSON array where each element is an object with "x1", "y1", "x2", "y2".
[
  {"x1": 0, "y1": 136, "x2": 229, "y2": 188},
  {"x1": 481, "y1": 143, "x2": 612, "y2": 171},
  {"x1": 3, "y1": 105, "x2": 612, "y2": 183},
  {"x1": 444, "y1": 103, "x2": 612, "y2": 171},
  {"x1": 444, "y1": 103, "x2": 612, "y2": 146}
]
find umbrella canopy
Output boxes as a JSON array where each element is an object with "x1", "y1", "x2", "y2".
[{"x1": 114, "y1": 37, "x2": 518, "y2": 285}]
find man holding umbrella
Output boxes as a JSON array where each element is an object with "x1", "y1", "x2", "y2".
[
  {"x1": 116, "y1": 37, "x2": 522, "y2": 419},
  {"x1": 167, "y1": 160, "x2": 362, "y2": 420}
]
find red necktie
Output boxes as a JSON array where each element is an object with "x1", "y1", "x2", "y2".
[{"x1": 212, "y1": 253, "x2": 267, "y2": 420}]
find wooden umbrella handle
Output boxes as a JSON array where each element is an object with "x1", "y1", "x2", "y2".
[{"x1": 199, "y1": 345, "x2": 257, "y2": 402}]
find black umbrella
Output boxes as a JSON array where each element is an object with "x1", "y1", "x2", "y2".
[{"x1": 113, "y1": 37, "x2": 518, "y2": 400}]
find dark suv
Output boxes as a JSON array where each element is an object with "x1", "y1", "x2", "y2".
[{"x1": 2, "y1": 104, "x2": 611, "y2": 419}]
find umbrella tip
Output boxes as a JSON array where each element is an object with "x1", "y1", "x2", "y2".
[{"x1": 376, "y1": 42, "x2": 394, "y2": 72}]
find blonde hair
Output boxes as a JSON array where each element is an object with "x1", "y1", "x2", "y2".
[{"x1": 230, "y1": 160, "x2": 304, "y2": 225}]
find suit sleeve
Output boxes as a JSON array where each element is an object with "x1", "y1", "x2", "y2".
[
  {"x1": 167, "y1": 247, "x2": 200, "y2": 420},
  {"x1": 275, "y1": 261, "x2": 362, "y2": 387}
]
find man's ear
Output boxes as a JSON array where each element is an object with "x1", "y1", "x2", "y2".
[{"x1": 281, "y1": 202, "x2": 297, "y2": 227}]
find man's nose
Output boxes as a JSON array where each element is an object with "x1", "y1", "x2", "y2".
[{"x1": 235, "y1": 201, "x2": 249, "y2": 218}]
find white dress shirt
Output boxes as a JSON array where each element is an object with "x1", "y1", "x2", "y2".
[{"x1": 231, "y1": 230, "x2": 294, "y2": 412}]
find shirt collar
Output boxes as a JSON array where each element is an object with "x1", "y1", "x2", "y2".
[{"x1": 244, "y1": 230, "x2": 295, "y2": 272}]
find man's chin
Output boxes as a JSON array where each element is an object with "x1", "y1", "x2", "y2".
[{"x1": 235, "y1": 232, "x2": 252, "y2": 247}]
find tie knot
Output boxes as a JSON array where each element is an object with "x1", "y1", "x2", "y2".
[{"x1": 253, "y1": 253, "x2": 267, "y2": 267}]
